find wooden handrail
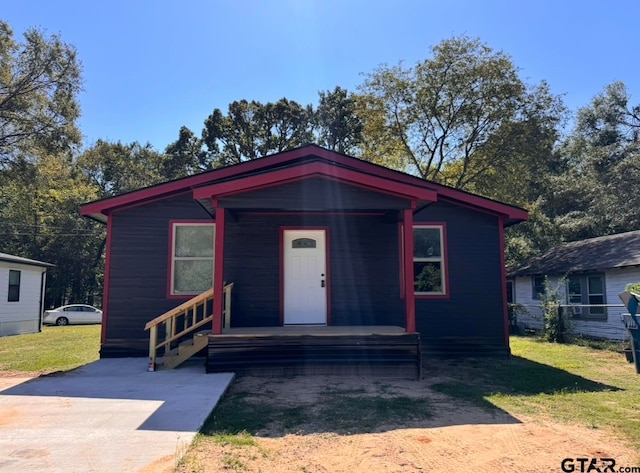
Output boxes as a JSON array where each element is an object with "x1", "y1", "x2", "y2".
[
  {"x1": 145, "y1": 282, "x2": 234, "y2": 370},
  {"x1": 144, "y1": 287, "x2": 214, "y2": 330}
]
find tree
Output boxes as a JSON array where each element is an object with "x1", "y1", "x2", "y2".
[
  {"x1": 164, "y1": 126, "x2": 204, "y2": 179},
  {"x1": 462, "y1": 82, "x2": 566, "y2": 205},
  {"x1": 315, "y1": 86, "x2": 364, "y2": 154},
  {"x1": 545, "y1": 82, "x2": 640, "y2": 240},
  {"x1": 0, "y1": 21, "x2": 82, "y2": 165},
  {"x1": 357, "y1": 36, "x2": 562, "y2": 190},
  {"x1": 77, "y1": 140, "x2": 168, "y2": 197},
  {"x1": 201, "y1": 98, "x2": 314, "y2": 168},
  {"x1": 0, "y1": 152, "x2": 103, "y2": 307},
  {"x1": 506, "y1": 82, "x2": 640, "y2": 267}
]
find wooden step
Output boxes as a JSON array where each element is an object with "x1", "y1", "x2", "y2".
[{"x1": 158, "y1": 333, "x2": 209, "y2": 370}]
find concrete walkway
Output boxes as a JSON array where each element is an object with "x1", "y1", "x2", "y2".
[{"x1": 0, "y1": 359, "x2": 234, "y2": 473}]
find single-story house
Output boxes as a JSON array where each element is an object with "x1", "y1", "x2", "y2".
[
  {"x1": 80, "y1": 145, "x2": 527, "y2": 369},
  {"x1": 0, "y1": 252, "x2": 53, "y2": 337},
  {"x1": 508, "y1": 230, "x2": 640, "y2": 340}
]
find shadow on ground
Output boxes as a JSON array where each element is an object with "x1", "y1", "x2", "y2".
[
  {"x1": 200, "y1": 354, "x2": 621, "y2": 438},
  {"x1": 428, "y1": 355, "x2": 620, "y2": 412},
  {"x1": 0, "y1": 358, "x2": 233, "y2": 432}
]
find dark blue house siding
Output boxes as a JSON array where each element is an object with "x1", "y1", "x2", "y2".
[
  {"x1": 219, "y1": 178, "x2": 409, "y2": 210},
  {"x1": 224, "y1": 213, "x2": 404, "y2": 328},
  {"x1": 104, "y1": 193, "x2": 212, "y2": 356},
  {"x1": 415, "y1": 201, "x2": 507, "y2": 355},
  {"x1": 103, "y1": 190, "x2": 507, "y2": 357},
  {"x1": 103, "y1": 193, "x2": 405, "y2": 356}
]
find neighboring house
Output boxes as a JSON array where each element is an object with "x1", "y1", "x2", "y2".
[
  {"x1": 81, "y1": 145, "x2": 527, "y2": 363},
  {"x1": 0, "y1": 253, "x2": 53, "y2": 337},
  {"x1": 508, "y1": 231, "x2": 640, "y2": 340}
]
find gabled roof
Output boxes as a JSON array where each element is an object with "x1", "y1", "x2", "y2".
[
  {"x1": 80, "y1": 144, "x2": 528, "y2": 225},
  {"x1": 0, "y1": 252, "x2": 54, "y2": 268},
  {"x1": 509, "y1": 230, "x2": 640, "y2": 277}
]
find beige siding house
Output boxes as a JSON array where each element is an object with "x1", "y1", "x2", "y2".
[{"x1": 509, "y1": 231, "x2": 640, "y2": 341}]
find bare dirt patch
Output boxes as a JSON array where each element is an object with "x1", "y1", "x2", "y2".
[{"x1": 178, "y1": 374, "x2": 638, "y2": 473}]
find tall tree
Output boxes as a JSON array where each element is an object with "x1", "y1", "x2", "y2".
[
  {"x1": 164, "y1": 126, "x2": 204, "y2": 179},
  {"x1": 545, "y1": 82, "x2": 640, "y2": 240},
  {"x1": 201, "y1": 98, "x2": 314, "y2": 167},
  {"x1": 315, "y1": 86, "x2": 364, "y2": 154},
  {"x1": 358, "y1": 36, "x2": 562, "y2": 190},
  {"x1": 0, "y1": 152, "x2": 103, "y2": 307},
  {"x1": 0, "y1": 21, "x2": 82, "y2": 165},
  {"x1": 77, "y1": 140, "x2": 168, "y2": 197}
]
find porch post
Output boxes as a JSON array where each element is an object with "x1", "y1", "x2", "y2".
[
  {"x1": 498, "y1": 216, "x2": 510, "y2": 347},
  {"x1": 212, "y1": 205, "x2": 226, "y2": 335},
  {"x1": 403, "y1": 206, "x2": 416, "y2": 333}
]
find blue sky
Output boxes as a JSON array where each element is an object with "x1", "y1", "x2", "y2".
[{"x1": 4, "y1": 0, "x2": 640, "y2": 151}]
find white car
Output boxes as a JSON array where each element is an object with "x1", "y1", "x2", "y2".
[{"x1": 43, "y1": 304, "x2": 103, "y2": 326}]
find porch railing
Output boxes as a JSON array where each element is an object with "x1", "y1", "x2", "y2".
[{"x1": 144, "y1": 282, "x2": 234, "y2": 369}]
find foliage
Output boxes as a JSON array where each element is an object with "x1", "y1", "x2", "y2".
[
  {"x1": 201, "y1": 98, "x2": 315, "y2": 167},
  {"x1": 0, "y1": 21, "x2": 82, "y2": 166},
  {"x1": 540, "y1": 82, "x2": 640, "y2": 241},
  {"x1": 164, "y1": 126, "x2": 205, "y2": 179},
  {"x1": 0, "y1": 152, "x2": 104, "y2": 306},
  {"x1": 414, "y1": 264, "x2": 442, "y2": 293},
  {"x1": 315, "y1": 86, "x2": 364, "y2": 154},
  {"x1": 626, "y1": 282, "x2": 640, "y2": 295},
  {"x1": 357, "y1": 36, "x2": 565, "y2": 191},
  {"x1": 539, "y1": 277, "x2": 572, "y2": 343},
  {"x1": 77, "y1": 139, "x2": 168, "y2": 197},
  {"x1": 0, "y1": 325, "x2": 100, "y2": 372}
]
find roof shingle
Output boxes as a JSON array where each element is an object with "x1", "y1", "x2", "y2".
[{"x1": 509, "y1": 230, "x2": 640, "y2": 276}]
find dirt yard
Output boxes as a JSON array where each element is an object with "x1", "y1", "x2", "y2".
[{"x1": 177, "y1": 374, "x2": 639, "y2": 473}]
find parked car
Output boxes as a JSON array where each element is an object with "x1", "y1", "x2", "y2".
[{"x1": 43, "y1": 305, "x2": 103, "y2": 326}]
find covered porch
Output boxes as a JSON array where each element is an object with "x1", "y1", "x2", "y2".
[
  {"x1": 193, "y1": 160, "x2": 437, "y2": 339},
  {"x1": 145, "y1": 152, "x2": 438, "y2": 376}
]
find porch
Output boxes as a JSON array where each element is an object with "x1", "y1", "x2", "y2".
[
  {"x1": 207, "y1": 325, "x2": 421, "y2": 379},
  {"x1": 144, "y1": 285, "x2": 421, "y2": 378}
]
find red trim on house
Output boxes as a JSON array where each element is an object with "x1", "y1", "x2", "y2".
[
  {"x1": 498, "y1": 217, "x2": 510, "y2": 349},
  {"x1": 398, "y1": 223, "x2": 405, "y2": 300},
  {"x1": 193, "y1": 162, "x2": 437, "y2": 202},
  {"x1": 80, "y1": 145, "x2": 527, "y2": 224},
  {"x1": 100, "y1": 213, "x2": 113, "y2": 345},
  {"x1": 212, "y1": 207, "x2": 226, "y2": 334},
  {"x1": 279, "y1": 226, "x2": 331, "y2": 326},
  {"x1": 238, "y1": 211, "x2": 387, "y2": 217},
  {"x1": 403, "y1": 209, "x2": 416, "y2": 333},
  {"x1": 166, "y1": 220, "x2": 215, "y2": 300},
  {"x1": 414, "y1": 223, "x2": 451, "y2": 300},
  {"x1": 328, "y1": 153, "x2": 528, "y2": 221}
]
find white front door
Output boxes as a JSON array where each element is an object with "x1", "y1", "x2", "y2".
[{"x1": 283, "y1": 229, "x2": 327, "y2": 324}]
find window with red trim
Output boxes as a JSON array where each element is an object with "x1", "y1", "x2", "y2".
[
  {"x1": 413, "y1": 225, "x2": 446, "y2": 295},
  {"x1": 170, "y1": 223, "x2": 215, "y2": 295}
]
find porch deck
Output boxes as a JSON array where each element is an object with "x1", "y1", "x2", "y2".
[
  {"x1": 219, "y1": 325, "x2": 407, "y2": 336},
  {"x1": 206, "y1": 325, "x2": 421, "y2": 379}
]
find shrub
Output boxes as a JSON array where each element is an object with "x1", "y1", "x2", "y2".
[
  {"x1": 625, "y1": 282, "x2": 640, "y2": 295},
  {"x1": 540, "y1": 277, "x2": 572, "y2": 343}
]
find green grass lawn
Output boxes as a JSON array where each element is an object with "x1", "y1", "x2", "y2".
[
  {"x1": 433, "y1": 336, "x2": 640, "y2": 451},
  {"x1": 0, "y1": 325, "x2": 100, "y2": 372},
  {"x1": 201, "y1": 335, "x2": 640, "y2": 455}
]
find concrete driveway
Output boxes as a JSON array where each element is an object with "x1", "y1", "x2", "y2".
[{"x1": 0, "y1": 359, "x2": 234, "y2": 473}]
